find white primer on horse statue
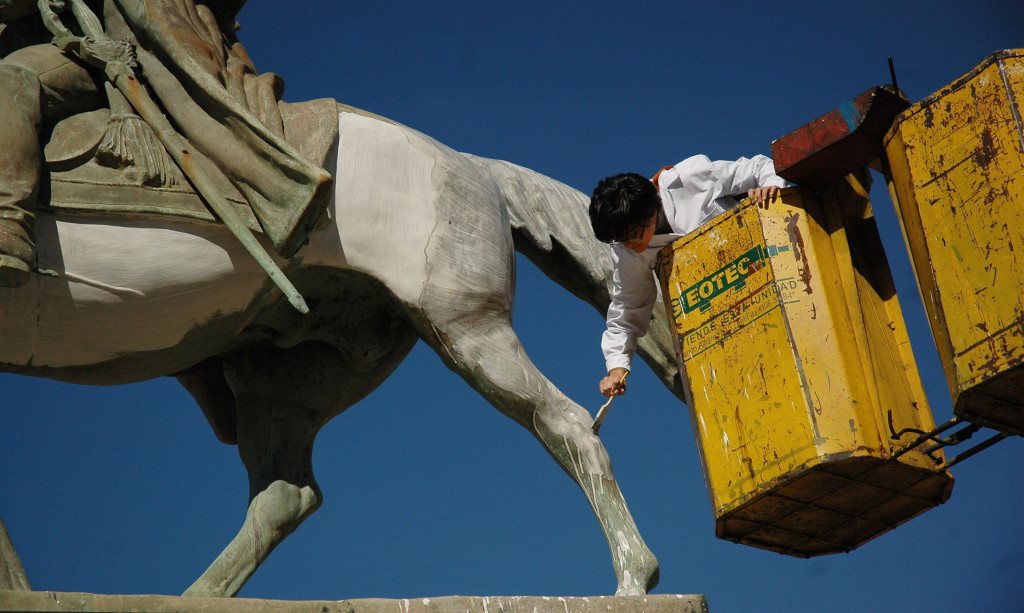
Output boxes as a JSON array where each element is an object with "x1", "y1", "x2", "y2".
[{"x1": 0, "y1": 102, "x2": 683, "y2": 596}]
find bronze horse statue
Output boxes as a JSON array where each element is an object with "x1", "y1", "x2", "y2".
[{"x1": 0, "y1": 97, "x2": 684, "y2": 596}]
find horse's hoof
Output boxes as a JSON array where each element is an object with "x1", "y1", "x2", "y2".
[
  {"x1": 614, "y1": 558, "x2": 660, "y2": 596},
  {"x1": 0, "y1": 255, "x2": 30, "y2": 288}
]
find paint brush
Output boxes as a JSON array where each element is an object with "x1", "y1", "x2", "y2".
[{"x1": 592, "y1": 371, "x2": 628, "y2": 434}]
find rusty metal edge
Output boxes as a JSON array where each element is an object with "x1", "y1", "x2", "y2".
[{"x1": 886, "y1": 48, "x2": 1024, "y2": 134}]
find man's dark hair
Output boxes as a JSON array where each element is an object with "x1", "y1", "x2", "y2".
[{"x1": 589, "y1": 173, "x2": 661, "y2": 243}]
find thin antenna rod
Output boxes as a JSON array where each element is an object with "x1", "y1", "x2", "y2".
[{"x1": 888, "y1": 56, "x2": 900, "y2": 93}]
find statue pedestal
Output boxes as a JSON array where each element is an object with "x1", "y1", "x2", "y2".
[{"x1": 0, "y1": 591, "x2": 708, "y2": 613}]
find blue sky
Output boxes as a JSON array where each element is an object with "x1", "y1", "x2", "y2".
[{"x1": 2, "y1": 2, "x2": 1022, "y2": 612}]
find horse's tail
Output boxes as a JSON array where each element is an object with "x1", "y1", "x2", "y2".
[{"x1": 465, "y1": 154, "x2": 685, "y2": 400}]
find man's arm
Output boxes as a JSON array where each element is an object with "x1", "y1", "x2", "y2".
[
  {"x1": 711, "y1": 155, "x2": 786, "y2": 192},
  {"x1": 709, "y1": 154, "x2": 786, "y2": 209},
  {"x1": 599, "y1": 247, "x2": 659, "y2": 397}
]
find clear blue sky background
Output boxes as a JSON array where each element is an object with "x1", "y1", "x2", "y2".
[{"x1": 2, "y1": 2, "x2": 1022, "y2": 612}]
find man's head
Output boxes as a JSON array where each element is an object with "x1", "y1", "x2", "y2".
[{"x1": 589, "y1": 173, "x2": 661, "y2": 246}]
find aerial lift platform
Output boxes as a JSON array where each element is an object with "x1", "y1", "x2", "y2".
[{"x1": 656, "y1": 49, "x2": 1021, "y2": 556}]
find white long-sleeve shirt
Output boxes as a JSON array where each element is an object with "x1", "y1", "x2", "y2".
[{"x1": 601, "y1": 154, "x2": 786, "y2": 373}]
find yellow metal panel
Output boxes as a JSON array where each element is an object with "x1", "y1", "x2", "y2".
[
  {"x1": 817, "y1": 176, "x2": 936, "y2": 471},
  {"x1": 884, "y1": 49, "x2": 1024, "y2": 434},
  {"x1": 657, "y1": 184, "x2": 951, "y2": 557}
]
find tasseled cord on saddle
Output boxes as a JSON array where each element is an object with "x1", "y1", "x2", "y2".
[{"x1": 95, "y1": 82, "x2": 178, "y2": 188}]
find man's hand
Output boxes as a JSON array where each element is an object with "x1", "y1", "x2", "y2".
[
  {"x1": 599, "y1": 368, "x2": 629, "y2": 398},
  {"x1": 748, "y1": 185, "x2": 780, "y2": 209}
]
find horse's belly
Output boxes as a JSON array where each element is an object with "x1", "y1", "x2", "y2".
[{"x1": 0, "y1": 215, "x2": 270, "y2": 381}]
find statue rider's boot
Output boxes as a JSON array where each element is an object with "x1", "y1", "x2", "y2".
[
  {"x1": 0, "y1": 63, "x2": 42, "y2": 288},
  {"x1": 0, "y1": 203, "x2": 35, "y2": 288}
]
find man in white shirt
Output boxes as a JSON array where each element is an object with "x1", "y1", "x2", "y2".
[{"x1": 588, "y1": 154, "x2": 785, "y2": 398}]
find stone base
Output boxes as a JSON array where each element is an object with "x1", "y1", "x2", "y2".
[{"x1": 0, "y1": 591, "x2": 708, "y2": 613}]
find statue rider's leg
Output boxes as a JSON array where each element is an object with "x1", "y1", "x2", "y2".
[
  {"x1": 0, "y1": 61, "x2": 41, "y2": 287},
  {"x1": 0, "y1": 45, "x2": 103, "y2": 287}
]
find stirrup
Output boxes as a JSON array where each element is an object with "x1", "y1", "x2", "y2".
[{"x1": 0, "y1": 254, "x2": 31, "y2": 288}]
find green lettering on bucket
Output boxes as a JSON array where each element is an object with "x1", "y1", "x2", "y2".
[{"x1": 682, "y1": 245, "x2": 766, "y2": 314}]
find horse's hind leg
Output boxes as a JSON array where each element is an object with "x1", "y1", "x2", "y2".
[
  {"x1": 0, "y1": 514, "x2": 31, "y2": 590},
  {"x1": 181, "y1": 342, "x2": 341, "y2": 597},
  {"x1": 420, "y1": 311, "x2": 659, "y2": 596},
  {"x1": 181, "y1": 336, "x2": 415, "y2": 598}
]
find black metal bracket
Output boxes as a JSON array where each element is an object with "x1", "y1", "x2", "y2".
[{"x1": 888, "y1": 411, "x2": 1011, "y2": 470}]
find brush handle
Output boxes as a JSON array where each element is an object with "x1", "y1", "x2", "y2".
[{"x1": 592, "y1": 371, "x2": 628, "y2": 434}]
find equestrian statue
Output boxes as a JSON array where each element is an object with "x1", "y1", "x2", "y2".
[{"x1": 0, "y1": 0, "x2": 683, "y2": 597}]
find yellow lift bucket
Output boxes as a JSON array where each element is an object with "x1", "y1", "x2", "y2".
[
  {"x1": 884, "y1": 48, "x2": 1024, "y2": 436},
  {"x1": 656, "y1": 180, "x2": 953, "y2": 557}
]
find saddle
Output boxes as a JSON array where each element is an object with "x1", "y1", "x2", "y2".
[{"x1": 39, "y1": 97, "x2": 338, "y2": 244}]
